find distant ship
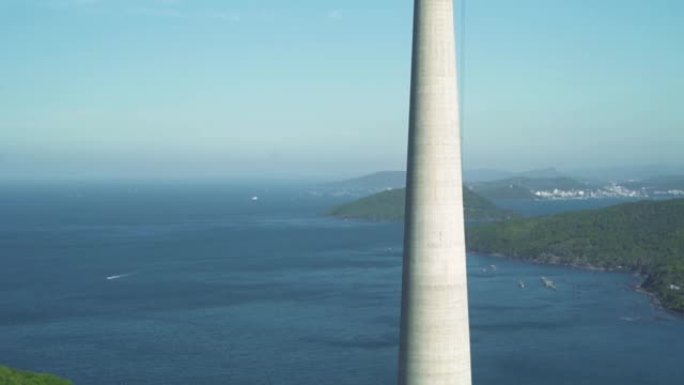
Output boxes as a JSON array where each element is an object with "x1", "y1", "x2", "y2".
[
  {"x1": 518, "y1": 280, "x2": 526, "y2": 289},
  {"x1": 541, "y1": 276, "x2": 556, "y2": 289},
  {"x1": 251, "y1": 196, "x2": 259, "y2": 201}
]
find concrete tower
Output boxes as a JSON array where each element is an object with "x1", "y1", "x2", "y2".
[{"x1": 398, "y1": 0, "x2": 472, "y2": 384}]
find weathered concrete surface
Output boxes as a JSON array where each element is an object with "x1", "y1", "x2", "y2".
[{"x1": 398, "y1": 0, "x2": 472, "y2": 384}]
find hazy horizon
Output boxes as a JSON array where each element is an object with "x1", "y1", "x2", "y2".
[{"x1": 1, "y1": 0, "x2": 682, "y2": 180}]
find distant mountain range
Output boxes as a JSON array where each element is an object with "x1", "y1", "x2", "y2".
[
  {"x1": 622, "y1": 175, "x2": 684, "y2": 193},
  {"x1": 319, "y1": 171, "x2": 405, "y2": 195},
  {"x1": 321, "y1": 168, "x2": 568, "y2": 192},
  {"x1": 468, "y1": 177, "x2": 590, "y2": 200},
  {"x1": 466, "y1": 199, "x2": 684, "y2": 314},
  {"x1": 463, "y1": 167, "x2": 566, "y2": 182},
  {"x1": 567, "y1": 164, "x2": 684, "y2": 182},
  {"x1": 319, "y1": 170, "x2": 684, "y2": 201},
  {"x1": 328, "y1": 187, "x2": 518, "y2": 222},
  {"x1": 467, "y1": 175, "x2": 684, "y2": 201}
]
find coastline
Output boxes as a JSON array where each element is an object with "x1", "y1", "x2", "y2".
[{"x1": 470, "y1": 249, "x2": 684, "y2": 317}]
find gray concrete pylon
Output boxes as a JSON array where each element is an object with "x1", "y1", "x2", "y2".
[{"x1": 398, "y1": 0, "x2": 472, "y2": 384}]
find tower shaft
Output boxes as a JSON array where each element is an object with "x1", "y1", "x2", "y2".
[{"x1": 398, "y1": 1, "x2": 472, "y2": 384}]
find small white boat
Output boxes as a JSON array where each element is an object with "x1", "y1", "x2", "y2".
[
  {"x1": 251, "y1": 196, "x2": 259, "y2": 201},
  {"x1": 518, "y1": 280, "x2": 526, "y2": 289},
  {"x1": 541, "y1": 276, "x2": 556, "y2": 289}
]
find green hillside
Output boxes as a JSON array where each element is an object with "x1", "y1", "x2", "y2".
[
  {"x1": 0, "y1": 365, "x2": 71, "y2": 385},
  {"x1": 328, "y1": 187, "x2": 518, "y2": 222},
  {"x1": 466, "y1": 199, "x2": 684, "y2": 313}
]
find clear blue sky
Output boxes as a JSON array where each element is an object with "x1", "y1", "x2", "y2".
[{"x1": 1, "y1": 0, "x2": 682, "y2": 179}]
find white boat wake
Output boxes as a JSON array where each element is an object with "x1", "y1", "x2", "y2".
[{"x1": 106, "y1": 272, "x2": 136, "y2": 280}]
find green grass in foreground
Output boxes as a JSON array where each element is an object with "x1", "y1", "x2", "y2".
[{"x1": 0, "y1": 365, "x2": 71, "y2": 385}]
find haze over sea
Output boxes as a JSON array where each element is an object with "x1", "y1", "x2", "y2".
[{"x1": 1, "y1": 181, "x2": 684, "y2": 385}]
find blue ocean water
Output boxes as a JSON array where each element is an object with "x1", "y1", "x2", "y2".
[{"x1": 1, "y1": 181, "x2": 683, "y2": 385}]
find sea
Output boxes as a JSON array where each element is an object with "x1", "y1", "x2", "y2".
[{"x1": 1, "y1": 180, "x2": 683, "y2": 385}]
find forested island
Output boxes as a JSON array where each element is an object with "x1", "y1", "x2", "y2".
[
  {"x1": 466, "y1": 199, "x2": 684, "y2": 313},
  {"x1": 0, "y1": 365, "x2": 71, "y2": 384},
  {"x1": 328, "y1": 187, "x2": 518, "y2": 222}
]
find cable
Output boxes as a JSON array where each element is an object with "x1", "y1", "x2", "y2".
[{"x1": 459, "y1": 0, "x2": 467, "y2": 142}]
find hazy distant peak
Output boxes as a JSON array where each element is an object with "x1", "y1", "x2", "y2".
[
  {"x1": 321, "y1": 171, "x2": 406, "y2": 191},
  {"x1": 463, "y1": 167, "x2": 565, "y2": 182},
  {"x1": 516, "y1": 167, "x2": 564, "y2": 179}
]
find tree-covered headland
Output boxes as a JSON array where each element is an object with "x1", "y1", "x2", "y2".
[
  {"x1": 328, "y1": 186, "x2": 518, "y2": 222},
  {"x1": 466, "y1": 199, "x2": 684, "y2": 313}
]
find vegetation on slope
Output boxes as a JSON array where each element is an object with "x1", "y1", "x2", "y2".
[
  {"x1": 0, "y1": 365, "x2": 71, "y2": 385},
  {"x1": 328, "y1": 187, "x2": 518, "y2": 222},
  {"x1": 466, "y1": 199, "x2": 684, "y2": 313}
]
